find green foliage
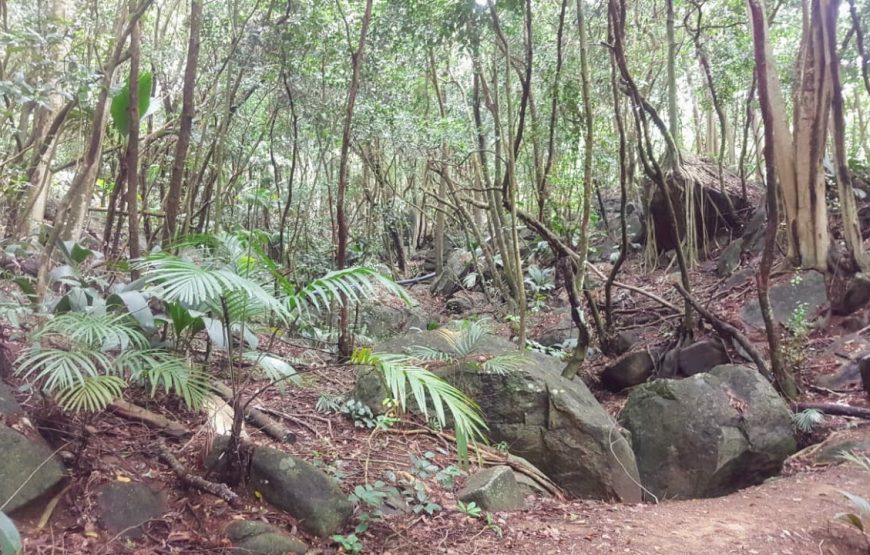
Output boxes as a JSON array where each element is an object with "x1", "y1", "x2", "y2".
[
  {"x1": 0, "y1": 511, "x2": 21, "y2": 555},
  {"x1": 351, "y1": 347, "x2": 486, "y2": 463},
  {"x1": 836, "y1": 451, "x2": 870, "y2": 537},
  {"x1": 111, "y1": 71, "x2": 153, "y2": 135},
  {"x1": 792, "y1": 408, "x2": 824, "y2": 433},
  {"x1": 456, "y1": 500, "x2": 482, "y2": 518},
  {"x1": 331, "y1": 533, "x2": 363, "y2": 554},
  {"x1": 16, "y1": 312, "x2": 208, "y2": 413},
  {"x1": 340, "y1": 398, "x2": 377, "y2": 428}
]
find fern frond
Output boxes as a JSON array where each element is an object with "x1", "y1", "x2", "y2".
[
  {"x1": 455, "y1": 320, "x2": 489, "y2": 357},
  {"x1": 54, "y1": 375, "x2": 125, "y2": 413}
]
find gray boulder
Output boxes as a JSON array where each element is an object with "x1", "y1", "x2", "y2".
[
  {"x1": 601, "y1": 351, "x2": 654, "y2": 392},
  {"x1": 619, "y1": 365, "x2": 795, "y2": 499},
  {"x1": 357, "y1": 303, "x2": 430, "y2": 339},
  {"x1": 673, "y1": 339, "x2": 730, "y2": 377},
  {"x1": 741, "y1": 271, "x2": 827, "y2": 328},
  {"x1": 0, "y1": 424, "x2": 65, "y2": 513},
  {"x1": 354, "y1": 331, "x2": 642, "y2": 502},
  {"x1": 430, "y1": 249, "x2": 472, "y2": 297},
  {"x1": 225, "y1": 521, "x2": 308, "y2": 555},
  {"x1": 458, "y1": 466, "x2": 525, "y2": 512},
  {"x1": 532, "y1": 310, "x2": 575, "y2": 348},
  {"x1": 0, "y1": 381, "x2": 23, "y2": 417},
  {"x1": 249, "y1": 446, "x2": 351, "y2": 537},
  {"x1": 96, "y1": 482, "x2": 165, "y2": 539},
  {"x1": 717, "y1": 238, "x2": 744, "y2": 277}
]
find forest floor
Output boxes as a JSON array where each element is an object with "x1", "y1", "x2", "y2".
[{"x1": 8, "y1": 247, "x2": 870, "y2": 554}]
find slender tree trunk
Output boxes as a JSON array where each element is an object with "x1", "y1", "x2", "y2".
[
  {"x1": 749, "y1": 0, "x2": 798, "y2": 399},
  {"x1": 126, "y1": 10, "x2": 142, "y2": 276},
  {"x1": 163, "y1": 0, "x2": 201, "y2": 245},
  {"x1": 826, "y1": 0, "x2": 870, "y2": 270},
  {"x1": 666, "y1": 0, "x2": 680, "y2": 148},
  {"x1": 336, "y1": 0, "x2": 373, "y2": 358}
]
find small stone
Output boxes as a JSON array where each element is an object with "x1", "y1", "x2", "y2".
[
  {"x1": 458, "y1": 466, "x2": 525, "y2": 512},
  {"x1": 96, "y1": 482, "x2": 165, "y2": 539},
  {"x1": 226, "y1": 521, "x2": 308, "y2": 555}
]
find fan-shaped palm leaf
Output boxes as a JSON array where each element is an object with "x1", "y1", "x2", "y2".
[
  {"x1": 17, "y1": 347, "x2": 114, "y2": 393},
  {"x1": 54, "y1": 375, "x2": 125, "y2": 413},
  {"x1": 287, "y1": 266, "x2": 413, "y2": 319}
]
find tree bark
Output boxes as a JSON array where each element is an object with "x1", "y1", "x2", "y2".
[
  {"x1": 126, "y1": 10, "x2": 142, "y2": 277},
  {"x1": 336, "y1": 0, "x2": 373, "y2": 358},
  {"x1": 749, "y1": 0, "x2": 799, "y2": 400},
  {"x1": 163, "y1": 0, "x2": 201, "y2": 245}
]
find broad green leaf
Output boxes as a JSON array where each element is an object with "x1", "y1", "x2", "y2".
[
  {"x1": 111, "y1": 71, "x2": 152, "y2": 135},
  {"x1": 0, "y1": 511, "x2": 21, "y2": 555},
  {"x1": 107, "y1": 291, "x2": 155, "y2": 330}
]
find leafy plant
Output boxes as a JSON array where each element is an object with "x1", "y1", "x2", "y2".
[
  {"x1": 836, "y1": 450, "x2": 870, "y2": 539},
  {"x1": 111, "y1": 71, "x2": 153, "y2": 135},
  {"x1": 0, "y1": 511, "x2": 21, "y2": 555},
  {"x1": 331, "y1": 533, "x2": 363, "y2": 554},
  {"x1": 340, "y1": 398, "x2": 377, "y2": 428},
  {"x1": 16, "y1": 312, "x2": 209, "y2": 412},
  {"x1": 435, "y1": 465, "x2": 463, "y2": 489},
  {"x1": 409, "y1": 452, "x2": 440, "y2": 480},
  {"x1": 792, "y1": 408, "x2": 824, "y2": 433},
  {"x1": 351, "y1": 348, "x2": 487, "y2": 462},
  {"x1": 407, "y1": 319, "x2": 526, "y2": 375},
  {"x1": 457, "y1": 500, "x2": 482, "y2": 518}
]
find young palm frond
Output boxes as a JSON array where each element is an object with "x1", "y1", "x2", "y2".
[
  {"x1": 481, "y1": 353, "x2": 527, "y2": 375},
  {"x1": 17, "y1": 346, "x2": 114, "y2": 392},
  {"x1": 36, "y1": 312, "x2": 149, "y2": 351},
  {"x1": 54, "y1": 375, "x2": 126, "y2": 413},
  {"x1": 137, "y1": 253, "x2": 288, "y2": 322},
  {"x1": 406, "y1": 345, "x2": 453, "y2": 362},
  {"x1": 286, "y1": 266, "x2": 413, "y2": 320},
  {"x1": 352, "y1": 348, "x2": 487, "y2": 462},
  {"x1": 121, "y1": 349, "x2": 211, "y2": 409}
]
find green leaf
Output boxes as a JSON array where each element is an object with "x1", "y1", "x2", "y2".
[
  {"x1": 0, "y1": 511, "x2": 21, "y2": 555},
  {"x1": 836, "y1": 512, "x2": 865, "y2": 532},
  {"x1": 111, "y1": 71, "x2": 152, "y2": 135},
  {"x1": 107, "y1": 291, "x2": 155, "y2": 331}
]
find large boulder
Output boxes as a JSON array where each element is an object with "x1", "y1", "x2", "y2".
[
  {"x1": 356, "y1": 303, "x2": 430, "y2": 339},
  {"x1": 0, "y1": 424, "x2": 65, "y2": 513},
  {"x1": 430, "y1": 249, "x2": 472, "y2": 297},
  {"x1": 354, "y1": 330, "x2": 642, "y2": 502},
  {"x1": 740, "y1": 271, "x2": 827, "y2": 329},
  {"x1": 660, "y1": 339, "x2": 730, "y2": 378},
  {"x1": 96, "y1": 482, "x2": 166, "y2": 540},
  {"x1": 619, "y1": 365, "x2": 795, "y2": 499}
]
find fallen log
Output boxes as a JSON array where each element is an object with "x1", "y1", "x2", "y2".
[
  {"x1": 795, "y1": 402, "x2": 870, "y2": 420},
  {"x1": 109, "y1": 400, "x2": 189, "y2": 438},
  {"x1": 157, "y1": 444, "x2": 242, "y2": 507},
  {"x1": 212, "y1": 382, "x2": 296, "y2": 443}
]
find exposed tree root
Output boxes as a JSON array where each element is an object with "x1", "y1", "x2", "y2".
[{"x1": 157, "y1": 443, "x2": 242, "y2": 507}]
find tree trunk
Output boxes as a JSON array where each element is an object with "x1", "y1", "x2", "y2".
[
  {"x1": 126, "y1": 10, "x2": 142, "y2": 277},
  {"x1": 749, "y1": 0, "x2": 799, "y2": 399},
  {"x1": 336, "y1": 0, "x2": 373, "y2": 358},
  {"x1": 163, "y1": 0, "x2": 201, "y2": 245}
]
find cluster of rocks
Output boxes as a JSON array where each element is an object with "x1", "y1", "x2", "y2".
[{"x1": 353, "y1": 329, "x2": 797, "y2": 504}]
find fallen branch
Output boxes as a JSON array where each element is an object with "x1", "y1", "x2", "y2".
[
  {"x1": 212, "y1": 382, "x2": 296, "y2": 443},
  {"x1": 586, "y1": 262, "x2": 680, "y2": 313},
  {"x1": 254, "y1": 405, "x2": 325, "y2": 438},
  {"x1": 795, "y1": 402, "x2": 870, "y2": 420},
  {"x1": 673, "y1": 283, "x2": 772, "y2": 381},
  {"x1": 157, "y1": 444, "x2": 242, "y2": 507},
  {"x1": 397, "y1": 272, "x2": 436, "y2": 285},
  {"x1": 109, "y1": 400, "x2": 189, "y2": 438}
]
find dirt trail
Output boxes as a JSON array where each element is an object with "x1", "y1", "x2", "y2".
[{"x1": 453, "y1": 465, "x2": 870, "y2": 555}]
